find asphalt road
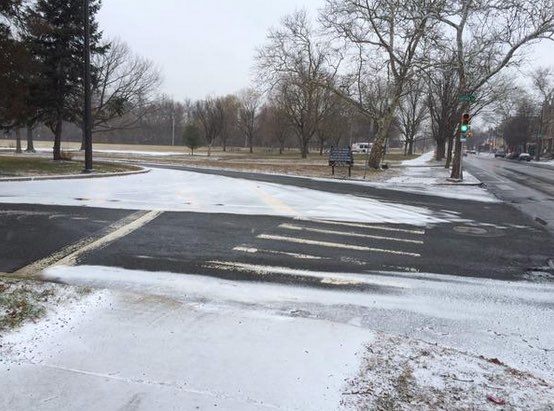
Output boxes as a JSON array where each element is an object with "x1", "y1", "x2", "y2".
[
  {"x1": 464, "y1": 155, "x2": 554, "y2": 232},
  {"x1": 2, "y1": 165, "x2": 553, "y2": 285}
]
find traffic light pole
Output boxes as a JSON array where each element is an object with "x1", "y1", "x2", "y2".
[{"x1": 459, "y1": 138, "x2": 464, "y2": 181}]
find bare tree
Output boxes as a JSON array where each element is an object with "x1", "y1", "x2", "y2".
[
  {"x1": 322, "y1": 0, "x2": 440, "y2": 169},
  {"x1": 398, "y1": 81, "x2": 428, "y2": 156},
  {"x1": 257, "y1": 10, "x2": 336, "y2": 158},
  {"x1": 237, "y1": 88, "x2": 261, "y2": 153},
  {"x1": 316, "y1": 94, "x2": 349, "y2": 154},
  {"x1": 194, "y1": 96, "x2": 225, "y2": 156},
  {"x1": 427, "y1": 62, "x2": 459, "y2": 163},
  {"x1": 219, "y1": 94, "x2": 239, "y2": 151},
  {"x1": 259, "y1": 100, "x2": 292, "y2": 154},
  {"x1": 88, "y1": 38, "x2": 161, "y2": 135},
  {"x1": 435, "y1": 0, "x2": 554, "y2": 179},
  {"x1": 502, "y1": 96, "x2": 537, "y2": 151},
  {"x1": 529, "y1": 67, "x2": 554, "y2": 159}
]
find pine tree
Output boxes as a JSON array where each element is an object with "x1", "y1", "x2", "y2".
[
  {"x1": 0, "y1": 1, "x2": 29, "y2": 132},
  {"x1": 24, "y1": 0, "x2": 105, "y2": 160}
]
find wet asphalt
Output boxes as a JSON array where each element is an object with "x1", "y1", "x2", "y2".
[{"x1": 1, "y1": 163, "x2": 553, "y2": 285}]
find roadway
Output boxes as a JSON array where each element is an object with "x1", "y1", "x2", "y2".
[
  {"x1": 464, "y1": 155, "x2": 554, "y2": 233},
  {"x1": 2, "y1": 164, "x2": 553, "y2": 284}
]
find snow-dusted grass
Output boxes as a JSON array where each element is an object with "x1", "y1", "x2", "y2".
[
  {"x1": 342, "y1": 333, "x2": 554, "y2": 411},
  {"x1": 0, "y1": 277, "x2": 92, "y2": 333}
]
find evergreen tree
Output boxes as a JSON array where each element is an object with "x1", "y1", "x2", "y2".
[
  {"x1": 0, "y1": 1, "x2": 29, "y2": 132},
  {"x1": 24, "y1": 0, "x2": 105, "y2": 160},
  {"x1": 183, "y1": 123, "x2": 203, "y2": 155}
]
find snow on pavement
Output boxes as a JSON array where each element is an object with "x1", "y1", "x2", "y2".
[
  {"x1": 0, "y1": 276, "x2": 368, "y2": 411},
  {"x1": 2, "y1": 264, "x2": 553, "y2": 410},
  {"x1": 357, "y1": 151, "x2": 500, "y2": 203},
  {"x1": 0, "y1": 167, "x2": 469, "y2": 226}
]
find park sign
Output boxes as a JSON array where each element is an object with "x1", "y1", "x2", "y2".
[{"x1": 458, "y1": 94, "x2": 476, "y2": 103}]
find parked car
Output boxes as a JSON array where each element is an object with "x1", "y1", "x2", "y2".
[
  {"x1": 494, "y1": 150, "x2": 506, "y2": 158},
  {"x1": 506, "y1": 152, "x2": 519, "y2": 159},
  {"x1": 518, "y1": 153, "x2": 532, "y2": 161}
]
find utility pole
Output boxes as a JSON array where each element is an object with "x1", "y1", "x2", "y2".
[
  {"x1": 83, "y1": 0, "x2": 93, "y2": 172},
  {"x1": 171, "y1": 104, "x2": 175, "y2": 146}
]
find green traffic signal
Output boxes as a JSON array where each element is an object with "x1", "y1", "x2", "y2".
[{"x1": 460, "y1": 113, "x2": 471, "y2": 134}]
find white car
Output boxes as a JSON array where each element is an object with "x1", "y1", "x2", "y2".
[
  {"x1": 518, "y1": 153, "x2": 532, "y2": 161},
  {"x1": 351, "y1": 142, "x2": 371, "y2": 153}
]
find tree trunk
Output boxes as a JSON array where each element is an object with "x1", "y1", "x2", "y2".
[
  {"x1": 80, "y1": 120, "x2": 85, "y2": 150},
  {"x1": 408, "y1": 139, "x2": 414, "y2": 156},
  {"x1": 15, "y1": 128, "x2": 22, "y2": 153},
  {"x1": 445, "y1": 134, "x2": 454, "y2": 168},
  {"x1": 450, "y1": 134, "x2": 463, "y2": 180},
  {"x1": 300, "y1": 138, "x2": 309, "y2": 159},
  {"x1": 436, "y1": 139, "x2": 446, "y2": 161},
  {"x1": 368, "y1": 112, "x2": 395, "y2": 169},
  {"x1": 25, "y1": 125, "x2": 35, "y2": 152},
  {"x1": 53, "y1": 116, "x2": 63, "y2": 161},
  {"x1": 367, "y1": 88, "x2": 401, "y2": 169}
]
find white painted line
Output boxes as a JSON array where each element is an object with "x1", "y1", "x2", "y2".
[
  {"x1": 204, "y1": 261, "x2": 403, "y2": 287},
  {"x1": 233, "y1": 246, "x2": 324, "y2": 260},
  {"x1": 497, "y1": 184, "x2": 514, "y2": 191},
  {"x1": 233, "y1": 246, "x2": 258, "y2": 254},
  {"x1": 13, "y1": 210, "x2": 163, "y2": 277},
  {"x1": 279, "y1": 224, "x2": 424, "y2": 244},
  {"x1": 296, "y1": 218, "x2": 425, "y2": 235},
  {"x1": 55, "y1": 210, "x2": 163, "y2": 267},
  {"x1": 257, "y1": 234, "x2": 421, "y2": 257}
]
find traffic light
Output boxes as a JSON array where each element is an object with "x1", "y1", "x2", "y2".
[{"x1": 460, "y1": 113, "x2": 471, "y2": 134}]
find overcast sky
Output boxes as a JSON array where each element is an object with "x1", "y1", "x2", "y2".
[
  {"x1": 97, "y1": 0, "x2": 324, "y2": 101},
  {"x1": 97, "y1": 1, "x2": 554, "y2": 102}
]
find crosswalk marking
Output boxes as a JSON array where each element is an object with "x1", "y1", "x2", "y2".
[
  {"x1": 279, "y1": 223, "x2": 424, "y2": 244},
  {"x1": 233, "y1": 246, "x2": 325, "y2": 260},
  {"x1": 204, "y1": 261, "x2": 404, "y2": 287},
  {"x1": 257, "y1": 234, "x2": 421, "y2": 257},
  {"x1": 296, "y1": 218, "x2": 425, "y2": 235}
]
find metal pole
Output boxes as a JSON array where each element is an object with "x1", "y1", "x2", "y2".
[
  {"x1": 171, "y1": 109, "x2": 175, "y2": 146},
  {"x1": 459, "y1": 139, "x2": 463, "y2": 180},
  {"x1": 83, "y1": 0, "x2": 93, "y2": 172}
]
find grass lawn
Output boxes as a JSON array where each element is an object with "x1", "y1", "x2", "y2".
[
  {"x1": 0, "y1": 155, "x2": 141, "y2": 177},
  {"x1": 0, "y1": 140, "x2": 422, "y2": 179}
]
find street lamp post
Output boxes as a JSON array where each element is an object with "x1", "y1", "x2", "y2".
[{"x1": 83, "y1": 0, "x2": 93, "y2": 172}]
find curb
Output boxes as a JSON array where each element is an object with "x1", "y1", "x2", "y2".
[{"x1": 0, "y1": 167, "x2": 150, "y2": 182}]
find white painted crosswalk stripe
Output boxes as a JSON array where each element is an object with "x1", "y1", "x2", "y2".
[
  {"x1": 204, "y1": 261, "x2": 406, "y2": 288},
  {"x1": 296, "y1": 218, "x2": 425, "y2": 235},
  {"x1": 279, "y1": 223, "x2": 424, "y2": 244},
  {"x1": 257, "y1": 234, "x2": 421, "y2": 257},
  {"x1": 233, "y1": 246, "x2": 325, "y2": 260}
]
